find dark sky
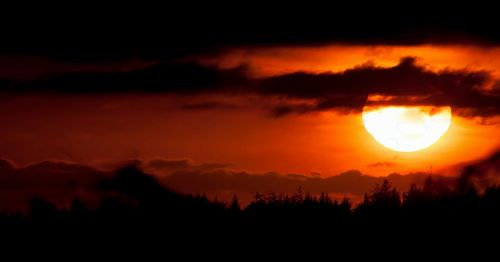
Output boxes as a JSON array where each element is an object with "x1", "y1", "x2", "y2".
[{"x1": 1, "y1": 4, "x2": 499, "y2": 62}]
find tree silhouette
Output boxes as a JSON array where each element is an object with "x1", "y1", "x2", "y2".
[{"x1": 1, "y1": 167, "x2": 500, "y2": 246}]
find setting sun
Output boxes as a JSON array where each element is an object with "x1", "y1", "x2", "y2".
[{"x1": 362, "y1": 106, "x2": 452, "y2": 152}]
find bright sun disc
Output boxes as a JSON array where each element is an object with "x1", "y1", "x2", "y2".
[{"x1": 362, "y1": 105, "x2": 452, "y2": 152}]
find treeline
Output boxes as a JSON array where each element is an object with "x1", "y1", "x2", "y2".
[{"x1": 1, "y1": 166, "x2": 500, "y2": 241}]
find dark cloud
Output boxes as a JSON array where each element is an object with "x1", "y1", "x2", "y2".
[
  {"x1": 0, "y1": 158, "x2": 189, "y2": 211},
  {"x1": 144, "y1": 158, "x2": 230, "y2": 176},
  {"x1": 259, "y1": 57, "x2": 482, "y2": 98},
  {"x1": 258, "y1": 57, "x2": 498, "y2": 117},
  {"x1": 270, "y1": 103, "x2": 317, "y2": 118},
  {"x1": 97, "y1": 158, "x2": 231, "y2": 175},
  {"x1": 147, "y1": 159, "x2": 191, "y2": 170},
  {"x1": 0, "y1": 158, "x2": 195, "y2": 211},
  {"x1": 5, "y1": 62, "x2": 249, "y2": 94},
  {"x1": 367, "y1": 162, "x2": 397, "y2": 168},
  {"x1": 144, "y1": 154, "x2": 437, "y2": 197},
  {"x1": 0, "y1": 57, "x2": 498, "y2": 118},
  {"x1": 100, "y1": 165, "x2": 174, "y2": 202},
  {"x1": 162, "y1": 169, "x2": 436, "y2": 200},
  {"x1": 0, "y1": 160, "x2": 106, "y2": 211},
  {"x1": 180, "y1": 101, "x2": 241, "y2": 111},
  {"x1": 458, "y1": 150, "x2": 500, "y2": 191}
]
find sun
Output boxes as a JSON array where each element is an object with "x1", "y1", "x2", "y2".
[{"x1": 362, "y1": 105, "x2": 452, "y2": 152}]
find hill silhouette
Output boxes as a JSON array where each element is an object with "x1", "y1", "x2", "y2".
[
  {"x1": 0, "y1": 158, "x2": 451, "y2": 211},
  {"x1": 0, "y1": 151, "x2": 499, "y2": 253},
  {"x1": 0, "y1": 154, "x2": 499, "y2": 237}
]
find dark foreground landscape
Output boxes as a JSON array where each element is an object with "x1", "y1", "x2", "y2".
[{"x1": 2, "y1": 161, "x2": 500, "y2": 253}]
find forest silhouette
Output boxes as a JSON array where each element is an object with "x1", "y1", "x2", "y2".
[{"x1": 2, "y1": 156, "x2": 500, "y2": 248}]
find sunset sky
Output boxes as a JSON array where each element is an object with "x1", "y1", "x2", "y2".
[
  {"x1": 2, "y1": 45, "x2": 499, "y2": 174},
  {"x1": 1, "y1": 6, "x2": 499, "y2": 208}
]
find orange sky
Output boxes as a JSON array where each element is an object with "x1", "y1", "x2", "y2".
[
  {"x1": 196, "y1": 45, "x2": 500, "y2": 80},
  {"x1": 193, "y1": 44, "x2": 500, "y2": 175},
  {"x1": 0, "y1": 95, "x2": 497, "y2": 177},
  {"x1": 0, "y1": 45, "x2": 499, "y2": 177}
]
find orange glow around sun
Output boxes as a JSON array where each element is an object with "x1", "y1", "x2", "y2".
[{"x1": 188, "y1": 44, "x2": 500, "y2": 175}]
